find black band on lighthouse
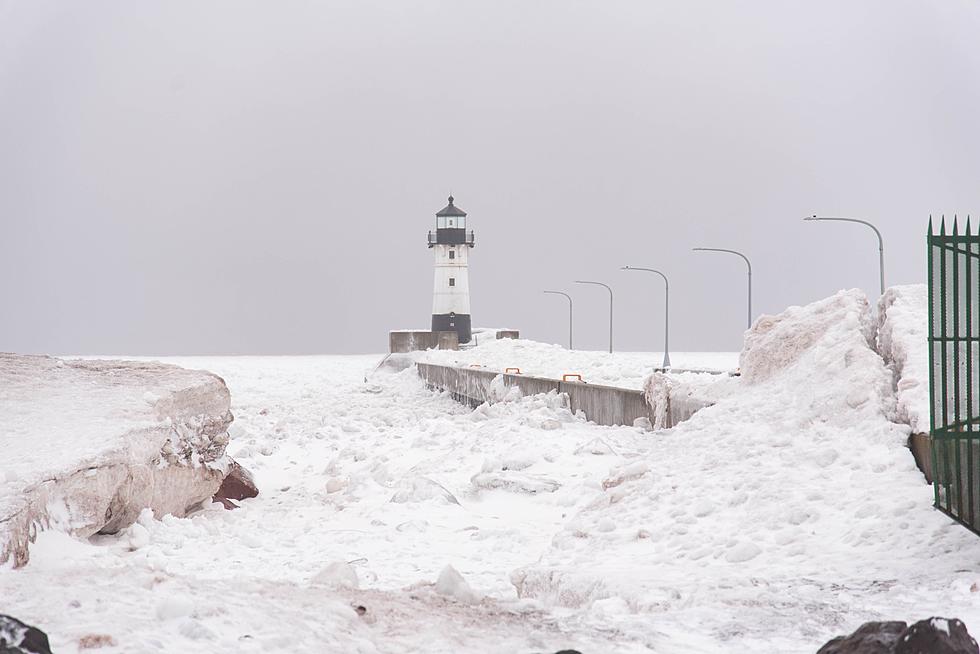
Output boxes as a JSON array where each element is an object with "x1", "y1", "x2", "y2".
[{"x1": 432, "y1": 314, "x2": 472, "y2": 344}]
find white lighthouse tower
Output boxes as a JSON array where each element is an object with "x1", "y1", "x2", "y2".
[{"x1": 428, "y1": 195, "x2": 474, "y2": 344}]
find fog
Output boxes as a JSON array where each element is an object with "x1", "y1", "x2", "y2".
[{"x1": 2, "y1": 0, "x2": 978, "y2": 354}]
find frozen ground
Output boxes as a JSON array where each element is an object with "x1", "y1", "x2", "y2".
[
  {"x1": 3, "y1": 287, "x2": 979, "y2": 653},
  {"x1": 3, "y1": 355, "x2": 667, "y2": 652}
]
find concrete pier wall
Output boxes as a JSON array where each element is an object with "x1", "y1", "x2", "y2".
[
  {"x1": 390, "y1": 331, "x2": 459, "y2": 353},
  {"x1": 416, "y1": 362, "x2": 654, "y2": 428}
]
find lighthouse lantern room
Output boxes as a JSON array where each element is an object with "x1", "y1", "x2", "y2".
[{"x1": 428, "y1": 195, "x2": 475, "y2": 343}]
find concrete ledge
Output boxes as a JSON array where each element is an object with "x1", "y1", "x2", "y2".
[
  {"x1": 390, "y1": 331, "x2": 459, "y2": 353},
  {"x1": 644, "y1": 372, "x2": 718, "y2": 430},
  {"x1": 909, "y1": 433, "x2": 933, "y2": 484},
  {"x1": 416, "y1": 362, "x2": 652, "y2": 428}
]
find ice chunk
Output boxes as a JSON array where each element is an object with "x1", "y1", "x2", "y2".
[
  {"x1": 435, "y1": 565, "x2": 479, "y2": 604},
  {"x1": 390, "y1": 477, "x2": 459, "y2": 505},
  {"x1": 311, "y1": 562, "x2": 360, "y2": 590}
]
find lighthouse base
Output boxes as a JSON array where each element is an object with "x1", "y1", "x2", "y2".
[{"x1": 432, "y1": 314, "x2": 472, "y2": 344}]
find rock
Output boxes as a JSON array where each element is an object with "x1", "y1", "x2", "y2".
[
  {"x1": 817, "y1": 621, "x2": 907, "y2": 653},
  {"x1": 213, "y1": 460, "x2": 259, "y2": 509},
  {"x1": 77, "y1": 634, "x2": 117, "y2": 649},
  {"x1": 0, "y1": 614, "x2": 52, "y2": 654},
  {"x1": 0, "y1": 354, "x2": 233, "y2": 567},
  {"x1": 817, "y1": 618, "x2": 978, "y2": 654},
  {"x1": 895, "y1": 618, "x2": 978, "y2": 654}
]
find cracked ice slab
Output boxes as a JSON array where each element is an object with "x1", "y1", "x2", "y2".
[{"x1": 0, "y1": 354, "x2": 232, "y2": 567}]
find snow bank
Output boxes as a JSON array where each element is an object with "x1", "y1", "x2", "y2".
[
  {"x1": 876, "y1": 284, "x2": 929, "y2": 434},
  {"x1": 0, "y1": 354, "x2": 233, "y2": 567},
  {"x1": 511, "y1": 289, "x2": 948, "y2": 646},
  {"x1": 740, "y1": 289, "x2": 877, "y2": 384}
]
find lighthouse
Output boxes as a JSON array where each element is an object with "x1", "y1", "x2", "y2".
[{"x1": 428, "y1": 195, "x2": 475, "y2": 344}]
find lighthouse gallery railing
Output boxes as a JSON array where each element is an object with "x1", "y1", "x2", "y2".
[{"x1": 427, "y1": 230, "x2": 475, "y2": 247}]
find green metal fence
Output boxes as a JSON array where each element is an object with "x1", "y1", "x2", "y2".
[{"x1": 929, "y1": 215, "x2": 980, "y2": 533}]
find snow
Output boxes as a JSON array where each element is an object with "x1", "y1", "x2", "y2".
[
  {"x1": 312, "y1": 562, "x2": 360, "y2": 590},
  {"x1": 1, "y1": 288, "x2": 976, "y2": 652},
  {"x1": 877, "y1": 284, "x2": 930, "y2": 434},
  {"x1": 421, "y1": 338, "x2": 738, "y2": 389},
  {"x1": 512, "y1": 290, "x2": 979, "y2": 648},
  {"x1": 469, "y1": 328, "x2": 520, "y2": 347},
  {"x1": 435, "y1": 565, "x2": 480, "y2": 604},
  {"x1": 0, "y1": 355, "x2": 225, "y2": 483},
  {"x1": 0, "y1": 354, "x2": 232, "y2": 566}
]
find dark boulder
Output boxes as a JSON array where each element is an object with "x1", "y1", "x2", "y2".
[
  {"x1": 0, "y1": 615, "x2": 52, "y2": 654},
  {"x1": 895, "y1": 618, "x2": 978, "y2": 654},
  {"x1": 818, "y1": 618, "x2": 978, "y2": 654},
  {"x1": 817, "y1": 621, "x2": 907, "y2": 654},
  {"x1": 213, "y1": 459, "x2": 259, "y2": 509}
]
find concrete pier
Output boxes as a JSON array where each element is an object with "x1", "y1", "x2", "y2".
[
  {"x1": 416, "y1": 362, "x2": 654, "y2": 428},
  {"x1": 390, "y1": 330, "x2": 459, "y2": 353}
]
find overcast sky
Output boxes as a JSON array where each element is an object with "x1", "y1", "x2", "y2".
[{"x1": 2, "y1": 0, "x2": 979, "y2": 355}]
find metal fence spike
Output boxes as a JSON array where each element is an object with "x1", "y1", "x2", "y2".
[{"x1": 929, "y1": 215, "x2": 934, "y2": 236}]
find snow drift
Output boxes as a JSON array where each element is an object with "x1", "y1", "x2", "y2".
[
  {"x1": 0, "y1": 354, "x2": 233, "y2": 567},
  {"x1": 876, "y1": 284, "x2": 929, "y2": 435},
  {"x1": 510, "y1": 289, "x2": 952, "y2": 647}
]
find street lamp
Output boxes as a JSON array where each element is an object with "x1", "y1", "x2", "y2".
[
  {"x1": 621, "y1": 266, "x2": 670, "y2": 369},
  {"x1": 573, "y1": 280, "x2": 614, "y2": 353},
  {"x1": 543, "y1": 290, "x2": 573, "y2": 350},
  {"x1": 692, "y1": 247, "x2": 753, "y2": 330},
  {"x1": 804, "y1": 215, "x2": 885, "y2": 295}
]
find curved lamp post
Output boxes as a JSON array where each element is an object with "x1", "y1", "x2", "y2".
[
  {"x1": 692, "y1": 247, "x2": 753, "y2": 330},
  {"x1": 543, "y1": 290, "x2": 573, "y2": 350},
  {"x1": 622, "y1": 266, "x2": 670, "y2": 369},
  {"x1": 573, "y1": 280, "x2": 613, "y2": 353},
  {"x1": 804, "y1": 215, "x2": 885, "y2": 295}
]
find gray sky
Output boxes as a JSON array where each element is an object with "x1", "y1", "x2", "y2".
[{"x1": 2, "y1": 0, "x2": 979, "y2": 355}]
